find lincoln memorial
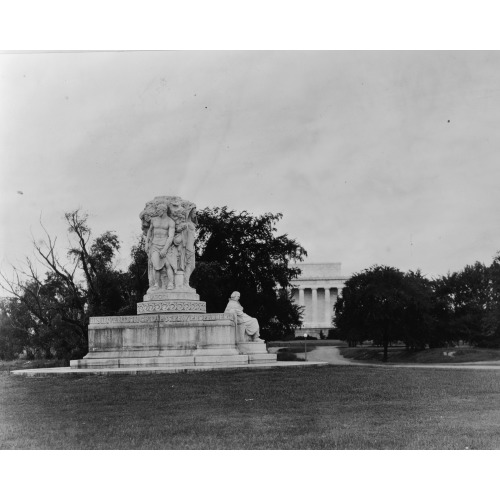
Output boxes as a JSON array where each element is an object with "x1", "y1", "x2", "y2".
[{"x1": 290, "y1": 263, "x2": 348, "y2": 337}]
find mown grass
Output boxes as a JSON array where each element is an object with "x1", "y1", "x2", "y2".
[
  {"x1": 340, "y1": 347, "x2": 500, "y2": 364},
  {"x1": 2, "y1": 365, "x2": 500, "y2": 449}
]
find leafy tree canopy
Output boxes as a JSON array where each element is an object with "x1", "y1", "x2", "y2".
[
  {"x1": 0, "y1": 210, "x2": 128, "y2": 359},
  {"x1": 334, "y1": 265, "x2": 434, "y2": 361},
  {"x1": 192, "y1": 207, "x2": 307, "y2": 339}
]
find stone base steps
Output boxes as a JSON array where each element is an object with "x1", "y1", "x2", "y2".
[
  {"x1": 70, "y1": 352, "x2": 277, "y2": 369},
  {"x1": 12, "y1": 361, "x2": 328, "y2": 377}
]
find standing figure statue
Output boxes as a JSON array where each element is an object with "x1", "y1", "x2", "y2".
[
  {"x1": 143, "y1": 202, "x2": 177, "y2": 291},
  {"x1": 140, "y1": 196, "x2": 198, "y2": 292},
  {"x1": 168, "y1": 198, "x2": 187, "y2": 272},
  {"x1": 179, "y1": 205, "x2": 197, "y2": 289},
  {"x1": 224, "y1": 291, "x2": 260, "y2": 340}
]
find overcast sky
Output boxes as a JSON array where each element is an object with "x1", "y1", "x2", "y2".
[{"x1": 1, "y1": 50, "x2": 500, "y2": 278}]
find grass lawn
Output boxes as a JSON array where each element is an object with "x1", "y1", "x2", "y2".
[
  {"x1": 340, "y1": 346, "x2": 500, "y2": 364},
  {"x1": 2, "y1": 364, "x2": 500, "y2": 449}
]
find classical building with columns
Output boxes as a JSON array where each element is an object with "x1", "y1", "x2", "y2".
[{"x1": 290, "y1": 263, "x2": 348, "y2": 338}]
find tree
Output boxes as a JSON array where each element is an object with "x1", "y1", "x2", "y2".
[
  {"x1": 334, "y1": 265, "x2": 434, "y2": 361},
  {"x1": 451, "y1": 262, "x2": 491, "y2": 345},
  {"x1": 480, "y1": 254, "x2": 500, "y2": 347},
  {"x1": 400, "y1": 270, "x2": 436, "y2": 349},
  {"x1": 0, "y1": 298, "x2": 30, "y2": 360},
  {"x1": 431, "y1": 275, "x2": 457, "y2": 346},
  {"x1": 124, "y1": 235, "x2": 149, "y2": 312},
  {"x1": 191, "y1": 207, "x2": 307, "y2": 339},
  {"x1": 64, "y1": 211, "x2": 128, "y2": 317},
  {"x1": 432, "y1": 262, "x2": 494, "y2": 347},
  {"x1": 0, "y1": 210, "x2": 126, "y2": 360}
]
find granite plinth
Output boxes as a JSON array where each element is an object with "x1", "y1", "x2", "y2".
[
  {"x1": 236, "y1": 341, "x2": 277, "y2": 364},
  {"x1": 71, "y1": 354, "x2": 250, "y2": 369},
  {"x1": 71, "y1": 312, "x2": 277, "y2": 369},
  {"x1": 137, "y1": 300, "x2": 206, "y2": 315},
  {"x1": 143, "y1": 289, "x2": 200, "y2": 302},
  {"x1": 139, "y1": 287, "x2": 204, "y2": 314}
]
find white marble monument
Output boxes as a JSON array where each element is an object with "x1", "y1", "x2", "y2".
[{"x1": 71, "y1": 196, "x2": 276, "y2": 369}]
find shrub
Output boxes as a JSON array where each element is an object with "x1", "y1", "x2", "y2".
[{"x1": 276, "y1": 348, "x2": 301, "y2": 361}]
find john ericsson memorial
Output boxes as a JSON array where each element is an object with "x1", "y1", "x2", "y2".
[{"x1": 71, "y1": 196, "x2": 276, "y2": 369}]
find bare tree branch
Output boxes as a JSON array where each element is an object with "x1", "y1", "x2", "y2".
[{"x1": 63, "y1": 210, "x2": 100, "y2": 300}]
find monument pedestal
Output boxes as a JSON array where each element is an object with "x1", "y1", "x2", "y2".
[
  {"x1": 71, "y1": 291, "x2": 277, "y2": 369},
  {"x1": 70, "y1": 195, "x2": 277, "y2": 370}
]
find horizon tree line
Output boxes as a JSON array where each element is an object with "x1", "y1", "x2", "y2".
[
  {"x1": 1, "y1": 207, "x2": 499, "y2": 362},
  {"x1": 334, "y1": 257, "x2": 500, "y2": 361}
]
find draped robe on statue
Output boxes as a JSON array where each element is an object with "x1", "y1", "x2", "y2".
[{"x1": 224, "y1": 299, "x2": 260, "y2": 338}]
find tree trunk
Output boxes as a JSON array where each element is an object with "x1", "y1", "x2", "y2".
[{"x1": 383, "y1": 334, "x2": 388, "y2": 362}]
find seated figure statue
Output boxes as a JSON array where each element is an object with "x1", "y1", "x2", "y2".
[{"x1": 224, "y1": 291, "x2": 260, "y2": 341}]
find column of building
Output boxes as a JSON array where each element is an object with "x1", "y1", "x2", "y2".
[
  {"x1": 310, "y1": 287, "x2": 317, "y2": 325},
  {"x1": 324, "y1": 287, "x2": 331, "y2": 325},
  {"x1": 298, "y1": 287, "x2": 305, "y2": 308},
  {"x1": 296, "y1": 285, "x2": 344, "y2": 328}
]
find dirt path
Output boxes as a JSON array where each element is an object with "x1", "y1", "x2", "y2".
[{"x1": 295, "y1": 346, "x2": 353, "y2": 365}]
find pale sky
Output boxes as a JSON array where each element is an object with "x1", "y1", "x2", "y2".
[{"x1": 1, "y1": 51, "x2": 500, "y2": 279}]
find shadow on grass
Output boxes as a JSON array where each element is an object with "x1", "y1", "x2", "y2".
[{"x1": 276, "y1": 346, "x2": 316, "y2": 361}]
